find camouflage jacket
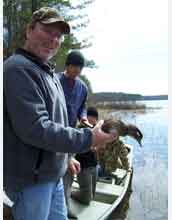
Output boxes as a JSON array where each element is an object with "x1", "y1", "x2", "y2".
[{"x1": 97, "y1": 139, "x2": 130, "y2": 173}]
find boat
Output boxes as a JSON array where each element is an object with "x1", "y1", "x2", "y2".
[
  {"x1": 3, "y1": 144, "x2": 133, "y2": 220},
  {"x1": 69, "y1": 144, "x2": 133, "y2": 220}
]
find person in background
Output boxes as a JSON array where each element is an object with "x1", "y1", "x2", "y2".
[
  {"x1": 72, "y1": 107, "x2": 99, "y2": 205},
  {"x1": 3, "y1": 7, "x2": 116, "y2": 220},
  {"x1": 58, "y1": 51, "x2": 89, "y2": 219}
]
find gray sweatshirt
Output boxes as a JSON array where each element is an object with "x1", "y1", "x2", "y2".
[{"x1": 3, "y1": 48, "x2": 92, "y2": 191}]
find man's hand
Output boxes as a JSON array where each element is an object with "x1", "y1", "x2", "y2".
[
  {"x1": 68, "y1": 157, "x2": 81, "y2": 175},
  {"x1": 91, "y1": 120, "x2": 117, "y2": 150},
  {"x1": 80, "y1": 117, "x2": 93, "y2": 128}
]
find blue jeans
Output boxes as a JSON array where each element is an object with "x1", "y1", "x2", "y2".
[{"x1": 6, "y1": 179, "x2": 68, "y2": 220}]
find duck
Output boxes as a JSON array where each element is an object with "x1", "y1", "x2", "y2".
[
  {"x1": 81, "y1": 118, "x2": 143, "y2": 173},
  {"x1": 101, "y1": 118, "x2": 143, "y2": 146},
  {"x1": 97, "y1": 118, "x2": 143, "y2": 174}
]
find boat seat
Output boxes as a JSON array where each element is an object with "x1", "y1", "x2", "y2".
[
  {"x1": 72, "y1": 177, "x2": 123, "y2": 197},
  {"x1": 111, "y1": 168, "x2": 127, "y2": 179},
  {"x1": 70, "y1": 199, "x2": 111, "y2": 220},
  {"x1": 95, "y1": 181, "x2": 123, "y2": 197}
]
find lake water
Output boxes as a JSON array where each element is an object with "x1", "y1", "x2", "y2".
[{"x1": 106, "y1": 100, "x2": 168, "y2": 220}]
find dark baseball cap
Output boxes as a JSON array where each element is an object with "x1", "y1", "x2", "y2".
[
  {"x1": 65, "y1": 51, "x2": 85, "y2": 68},
  {"x1": 32, "y1": 7, "x2": 70, "y2": 34}
]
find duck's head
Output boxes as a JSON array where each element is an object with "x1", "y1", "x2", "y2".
[
  {"x1": 127, "y1": 124, "x2": 143, "y2": 146},
  {"x1": 101, "y1": 118, "x2": 143, "y2": 146}
]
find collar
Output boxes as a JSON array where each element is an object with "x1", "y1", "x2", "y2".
[{"x1": 15, "y1": 48, "x2": 56, "y2": 75}]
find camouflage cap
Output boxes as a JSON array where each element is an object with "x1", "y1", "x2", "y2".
[{"x1": 32, "y1": 7, "x2": 70, "y2": 34}]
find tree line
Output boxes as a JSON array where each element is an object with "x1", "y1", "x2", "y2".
[
  {"x1": 88, "y1": 92, "x2": 168, "y2": 103},
  {"x1": 3, "y1": 0, "x2": 94, "y2": 93}
]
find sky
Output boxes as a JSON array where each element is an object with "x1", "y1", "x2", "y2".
[{"x1": 73, "y1": 0, "x2": 168, "y2": 96}]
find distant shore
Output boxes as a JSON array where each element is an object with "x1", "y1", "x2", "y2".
[
  {"x1": 88, "y1": 100, "x2": 146, "y2": 110},
  {"x1": 88, "y1": 92, "x2": 168, "y2": 104}
]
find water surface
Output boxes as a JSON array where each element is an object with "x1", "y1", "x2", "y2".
[{"x1": 107, "y1": 100, "x2": 167, "y2": 220}]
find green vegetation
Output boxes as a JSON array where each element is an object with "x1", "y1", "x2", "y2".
[
  {"x1": 3, "y1": 0, "x2": 96, "y2": 70},
  {"x1": 3, "y1": 1, "x2": 168, "y2": 103},
  {"x1": 4, "y1": 0, "x2": 95, "y2": 95}
]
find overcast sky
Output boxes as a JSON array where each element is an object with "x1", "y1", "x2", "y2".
[{"x1": 75, "y1": 0, "x2": 168, "y2": 95}]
